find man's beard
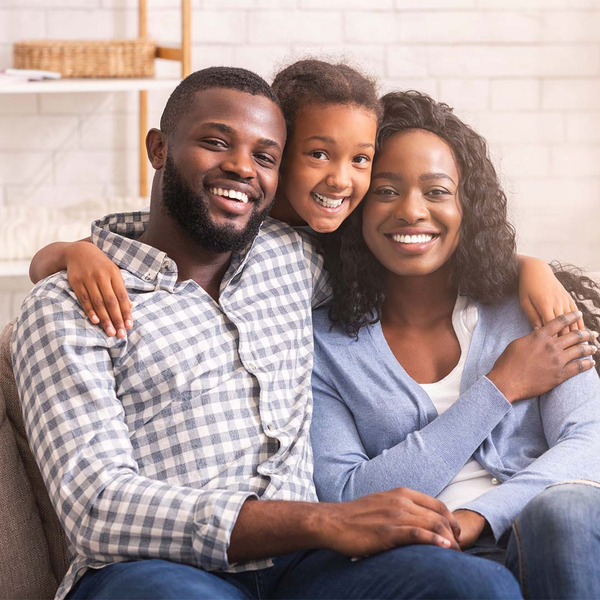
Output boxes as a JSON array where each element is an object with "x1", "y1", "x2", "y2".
[{"x1": 161, "y1": 153, "x2": 274, "y2": 253}]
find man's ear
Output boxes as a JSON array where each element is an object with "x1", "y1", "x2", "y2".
[{"x1": 146, "y1": 128, "x2": 168, "y2": 170}]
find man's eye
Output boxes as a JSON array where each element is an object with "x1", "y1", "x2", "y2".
[
  {"x1": 256, "y1": 153, "x2": 276, "y2": 165},
  {"x1": 309, "y1": 151, "x2": 328, "y2": 160},
  {"x1": 203, "y1": 139, "x2": 227, "y2": 148}
]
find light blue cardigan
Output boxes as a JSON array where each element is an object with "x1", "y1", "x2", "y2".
[{"x1": 311, "y1": 295, "x2": 600, "y2": 540}]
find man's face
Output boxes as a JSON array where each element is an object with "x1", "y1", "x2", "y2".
[{"x1": 161, "y1": 88, "x2": 286, "y2": 253}]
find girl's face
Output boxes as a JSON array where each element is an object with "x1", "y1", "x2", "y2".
[
  {"x1": 279, "y1": 103, "x2": 377, "y2": 233},
  {"x1": 362, "y1": 129, "x2": 462, "y2": 279}
]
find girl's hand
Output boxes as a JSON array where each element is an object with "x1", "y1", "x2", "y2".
[
  {"x1": 487, "y1": 311, "x2": 597, "y2": 404},
  {"x1": 64, "y1": 241, "x2": 133, "y2": 338},
  {"x1": 518, "y1": 256, "x2": 583, "y2": 335}
]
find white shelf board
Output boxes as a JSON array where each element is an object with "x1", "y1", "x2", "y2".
[
  {"x1": 0, "y1": 261, "x2": 30, "y2": 278},
  {"x1": 0, "y1": 78, "x2": 181, "y2": 94}
]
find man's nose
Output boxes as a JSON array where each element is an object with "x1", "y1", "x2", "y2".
[{"x1": 221, "y1": 150, "x2": 256, "y2": 179}]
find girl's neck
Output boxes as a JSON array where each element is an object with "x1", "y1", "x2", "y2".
[
  {"x1": 270, "y1": 188, "x2": 307, "y2": 226},
  {"x1": 382, "y1": 266, "x2": 458, "y2": 329}
]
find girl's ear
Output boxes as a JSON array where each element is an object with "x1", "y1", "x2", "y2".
[{"x1": 146, "y1": 128, "x2": 168, "y2": 170}]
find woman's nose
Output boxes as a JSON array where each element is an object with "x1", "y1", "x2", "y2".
[{"x1": 393, "y1": 192, "x2": 428, "y2": 223}]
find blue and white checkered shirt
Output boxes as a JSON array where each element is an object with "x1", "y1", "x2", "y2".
[{"x1": 12, "y1": 212, "x2": 330, "y2": 600}]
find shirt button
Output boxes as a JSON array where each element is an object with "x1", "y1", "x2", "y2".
[
  {"x1": 491, "y1": 478, "x2": 499, "y2": 485},
  {"x1": 143, "y1": 272, "x2": 153, "y2": 281},
  {"x1": 247, "y1": 361, "x2": 256, "y2": 371},
  {"x1": 266, "y1": 423, "x2": 274, "y2": 432}
]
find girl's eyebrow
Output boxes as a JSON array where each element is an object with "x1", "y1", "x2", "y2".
[{"x1": 304, "y1": 135, "x2": 374, "y2": 149}]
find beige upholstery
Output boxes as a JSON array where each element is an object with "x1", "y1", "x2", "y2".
[{"x1": 0, "y1": 320, "x2": 69, "y2": 600}]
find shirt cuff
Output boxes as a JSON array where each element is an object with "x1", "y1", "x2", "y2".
[{"x1": 192, "y1": 490, "x2": 257, "y2": 571}]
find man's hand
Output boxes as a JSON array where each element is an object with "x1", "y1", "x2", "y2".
[
  {"x1": 315, "y1": 488, "x2": 462, "y2": 558},
  {"x1": 228, "y1": 488, "x2": 461, "y2": 564},
  {"x1": 453, "y1": 509, "x2": 487, "y2": 550}
]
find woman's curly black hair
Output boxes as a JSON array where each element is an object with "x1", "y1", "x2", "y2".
[{"x1": 321, "y1": 90, "x2": 600, "y2": 367}]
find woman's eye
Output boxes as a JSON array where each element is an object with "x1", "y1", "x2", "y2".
[
  {"x1": 309, "y1": 151, "x2": 328, "y2": 161},
  {"x1": 373, "y1": 188, "x2": 397, "y2": 197},
  {"x1": 427, "y1": 188, "x2": 451, "y2": 198},
  {"x1": 353, "y1": 155, "x2": 370, "y2": 165}
]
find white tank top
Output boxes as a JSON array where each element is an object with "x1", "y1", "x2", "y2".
[{"x1": 420, "y1": 295, "x2": 498, "y2": 511}]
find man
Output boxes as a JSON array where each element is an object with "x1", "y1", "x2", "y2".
[{"x1": 12, "y1": 67, "x2": 520, "y2": 599}]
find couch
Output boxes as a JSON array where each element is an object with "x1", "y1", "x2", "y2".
[{"x1": 0, "y1": 320, "x2": 69, "y2": 600}]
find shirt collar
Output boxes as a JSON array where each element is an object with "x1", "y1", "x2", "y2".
[{"x1": 90, "y1": 211, "x2": 262, "y2": 292}]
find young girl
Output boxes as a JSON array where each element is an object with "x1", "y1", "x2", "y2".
[
  {"x1": 29, "y1": 59, "x2": 578, "y2": 339},
  {"x1": 311, "y1": 90, "x2": 600, "y2": 598}
]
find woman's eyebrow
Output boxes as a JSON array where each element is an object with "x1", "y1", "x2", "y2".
[
  {"x1": 419, "y1": 172, "x2": 456, "y2": 184},
  {"x1": 371, "y1": 171, "x2": 402, "y2": 181}
]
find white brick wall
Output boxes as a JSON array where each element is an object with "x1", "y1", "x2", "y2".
[{"x1": 1, "y1": 0, "x2": 599, "y2": 329}]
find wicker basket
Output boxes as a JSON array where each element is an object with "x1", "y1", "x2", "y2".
[{"x1": 13, "y1": 39, "x2": 156, "y2": 78}]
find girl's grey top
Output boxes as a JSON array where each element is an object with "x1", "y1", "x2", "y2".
[{"x1": 311, "y1": 295, "x2": 600, "y2": 540}]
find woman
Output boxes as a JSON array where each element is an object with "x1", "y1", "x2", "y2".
[{"x1": 311, "y1": 90, "x2": 600, "y2": 599}]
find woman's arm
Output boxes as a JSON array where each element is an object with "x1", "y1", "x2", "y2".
[
  {"x1": 460, "y1": 363, "x2": 600, "y2": 541},
  {"x1": 517, "y1": 255, "x2": 583, "y2": 333},
  {"x1": 311, "y1": 312, "x2": 596, "y2": 503},
  {"x1": 29, "y1": 238, "x2": 133, "y2": 338}
]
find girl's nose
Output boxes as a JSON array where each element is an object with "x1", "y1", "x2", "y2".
[{"x1": 325, "y1": 165, "x2": 351, "y2": 192}]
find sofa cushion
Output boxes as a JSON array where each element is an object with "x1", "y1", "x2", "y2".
[{"x1": 0, "y1": 320, "x2": 69, "y2": 599}]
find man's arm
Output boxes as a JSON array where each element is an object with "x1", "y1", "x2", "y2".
[
  {"x1": 297, "y1": 230, "x2": 331, "y2": 308},
  {"x1": 12, "y1": 286, "x2": 462, "y2": 567}
]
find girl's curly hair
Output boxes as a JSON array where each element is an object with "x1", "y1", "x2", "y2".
[
  {"x1": 271, "y1": 59, "x2": 382, "y2": 139},
  {"x1": 321, "y1": 90, "x2": 600, "y2": 366}
]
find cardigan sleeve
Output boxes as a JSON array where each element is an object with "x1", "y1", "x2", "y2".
[
  {"x1": 461, "y1": 365, "x2": 600, "y2": 540},
  {"x1": 311, "y1": 367, "x2": 511, "y2": 503}
]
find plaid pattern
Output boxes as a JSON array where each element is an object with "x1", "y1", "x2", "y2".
[{"x1": 11, "y1": 212, "x2": 329, "y2": 600}]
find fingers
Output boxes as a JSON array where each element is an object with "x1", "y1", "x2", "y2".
[
  {"x1": 85, "y1": 282, "x2": 117, "y2": 337},
  {"x1": 400, "y1": 488, "x2": 461, "y2": 540},
  {"x1": 71, "y1": 281, "x2": 101, "y2": 327},
  {"x1": 522, "y1": 298, "x2": 543, "y2": 331},
  {"x1": 561, "y1": 344, "x2": 597, "y2": 366},
  {"x1": 537, "y1": 311, "x2": 582, "y2": 338},
  {"x1": 394, "y1": 525, "x2": 460, "y2": 551},
  {"x1": 558, "y1": 328, "x2": 599, "y2": 351},
  {"x1": 562, "y1": 356, "x2": 596, "y2": 380}
]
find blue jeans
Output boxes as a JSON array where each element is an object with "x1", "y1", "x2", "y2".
[
  {"x1": 68, "y1": 545, "x2": 521, "y2": 599},
  {"x1": 504, "y1": 482, "x2": 600, "y2": 599}
]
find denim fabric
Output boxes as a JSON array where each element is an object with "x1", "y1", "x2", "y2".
[
  {"x1": 68, "y1": 545, "x2": 522, "y2": 600},
  {"x1": 505, "y1": 482, "x2": 600, "y2": 599}
]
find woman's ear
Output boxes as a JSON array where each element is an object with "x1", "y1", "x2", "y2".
[{"x1": 146, "y1": 128, "x2": 168, "y2": 170}]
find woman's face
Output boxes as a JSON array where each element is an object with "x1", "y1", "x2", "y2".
[
  {"x1": 362, "y1": 129, "x2": 462, "y2": 278},
  {"x1": 279, "y1": 103, "x2": 377, "y2": 233}
]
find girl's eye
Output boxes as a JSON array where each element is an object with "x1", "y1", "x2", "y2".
[
  {"x1": 353, "y1": 155, "x2": 371, "y2": 165},
  {"x1": 309, "y1": 151, "x2": 328, "y2": 161}
]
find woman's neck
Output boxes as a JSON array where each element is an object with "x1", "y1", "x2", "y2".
[{"x1": 382, "y1": 266, "x2": 458, "y2": 329}]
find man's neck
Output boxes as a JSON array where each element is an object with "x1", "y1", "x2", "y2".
[{"x1": 138, "y1": 216, "x2": 232, "y2": 302}]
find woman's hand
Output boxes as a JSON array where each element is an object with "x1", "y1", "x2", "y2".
[
  {"x1": 453, "y1": 510, "x2": 486, "y2": 550},
  {"x1": 518, "y1": 256, "x2": 583, "y2": 335},
  {"x1": 64, "y1": 241, "x2": 133, "y2": 338},
  {"x1": 487, "y1": 311, "x2": 597, "y2": 403}
]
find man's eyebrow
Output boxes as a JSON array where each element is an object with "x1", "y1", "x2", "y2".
[
  {"x1": 201, "y1": 122, "x2": 235, "y2": 134},
  {"x1": 258, "y1": 138, "x2": 282, "y2": 152}
]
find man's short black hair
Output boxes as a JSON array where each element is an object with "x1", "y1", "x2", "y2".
[{"x1": 160, "y1": 66, "x2": 281, "y2": 136}]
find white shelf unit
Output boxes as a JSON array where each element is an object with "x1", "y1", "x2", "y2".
[{"x1": 0, "y1": 0, "x2": 191, "y2": 278}]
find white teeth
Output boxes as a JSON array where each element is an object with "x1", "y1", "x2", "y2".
[
  {"x1": 313, "y1": 192, "x2": 345, "y2": 208},
  {"x1": 390, "y1": 233, "x2": 434, "y2": 244},
  {"x1": 209, "y1": 187, "x2": 249, "y2": 203}
]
